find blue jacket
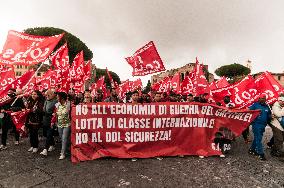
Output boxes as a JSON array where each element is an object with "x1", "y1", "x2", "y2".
[{"x1": 249, "y1": 102, "x2": 271, "y2": 125}]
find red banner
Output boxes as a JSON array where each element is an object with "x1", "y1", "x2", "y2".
[
  {"x1": 71, "y1": 102, "x2": 260, "y2": 162},
  {"x1": 0, "y1": 30, "x2": 63, "y2": 65},
  {"x1": 126, "y1": 41, "x2": 165, "y2": 76}
]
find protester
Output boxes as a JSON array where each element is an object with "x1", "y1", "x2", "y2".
[
  {"x1": 152, "y1": 92, "x2": 162, "y2": 103},
  {"x1": 26, "y1": 90, "x2": 44, "y2": 153},
  {"x1": 93, "y1": 89, "x2": 104, "y2": 103},
  {"x1": 186, "y1": 94, "x2": 194, "y2": 102},
  {"x1": 40, "y1": 89, "x2": 57, "y2": 156},
  {"x1": 270, "y1": 96, "x2": 284, "y2": 157},
  {"x1": 0, "y1": 88, "x2": 25, "y2": 150},
  {"x1": 199, "y1": 93, "x2": 209, "y2": 103},
  {"x1": 138, "y1": 90, "x2": 151, "y2": 103},
  {"x1": 131, "y1": 90, "x2": 140, "y2": 104},
  {"x1": 55, "y1": 92, "x2": 71, "y2": 160},
  {"x1": 248, "y1": 94, "x2": 272, "y2": 160},
  {"x1": 105, "y1": 88, "x2": 122, "y2": 103},
  {"x1": 83, "y1": 89, "x2": 92, "y2": 103}
]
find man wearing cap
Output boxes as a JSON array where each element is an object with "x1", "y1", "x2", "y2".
[
  {"x1": 248, "y1": 94, "x2": 272, "y2": 160},
  {"x1": 270, "y1": 96, "x2": 284, "y2": 157}
]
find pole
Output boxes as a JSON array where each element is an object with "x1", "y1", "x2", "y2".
[{"x1": 11, "y1": 62, "x2": 45, "y2": 106}]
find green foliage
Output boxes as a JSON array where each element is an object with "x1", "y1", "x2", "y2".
[
  {"x1": 95, "y1": 68, "x2": 121, "y2": 88},
  {"x1": 215, "y1": 63, "x2": 251, "y2": 80},
  {"x1": 24, "y1": 27, "x2": 93, "y2": 63}
]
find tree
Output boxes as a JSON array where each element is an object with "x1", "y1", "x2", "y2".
[
  {"x1": 95, "y1": 68, "x2": 121, "y2": 88},
  {"x1": 215, "y1": 63, "x2": 250, "y2": 82},
  {"x1": 24, "y1": 27, "x2": 93, "y2": 62}
]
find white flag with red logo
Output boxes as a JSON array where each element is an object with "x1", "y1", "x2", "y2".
[{"x1": 126, "y1": 41, "x2": 165, "y2": 76}]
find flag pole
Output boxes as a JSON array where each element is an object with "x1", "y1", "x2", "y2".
[{"x1": 11, "y1": 62, "x2": 45, "y2": 106}]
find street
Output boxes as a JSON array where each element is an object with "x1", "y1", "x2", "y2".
[{"x1": 0, "y1": 127, "x2": 283, "y2": 188}]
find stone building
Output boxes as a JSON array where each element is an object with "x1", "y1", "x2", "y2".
[
  {"x1": 151, "y1": 63, "x2": 214, "y2": 85},
  {"x1": 14, "y1": 65, "x2": 29, "y2": 77}
]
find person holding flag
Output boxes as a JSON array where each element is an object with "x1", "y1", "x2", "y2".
[
  {"x1": 0, "y1": 88, "x2": 25, "y2": 150},
  {"x1": 26, "y1": 90, "x2": 44, "y2": 153},
  {"x1": 248, "y1": 94, "x2": 272, "y2": 160}
]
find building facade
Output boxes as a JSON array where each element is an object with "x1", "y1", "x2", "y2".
[{"x1": 151, "y1": 63, "x2": 214, "y2": 85}]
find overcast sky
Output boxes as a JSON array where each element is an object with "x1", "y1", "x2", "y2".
[{"x1": 1, "y1": 0, "x2": 284, "y2": 85}]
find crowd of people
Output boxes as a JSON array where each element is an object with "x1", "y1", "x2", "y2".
[{"x1": 0, "y1": 86, "x2": 284, "y2": 161}]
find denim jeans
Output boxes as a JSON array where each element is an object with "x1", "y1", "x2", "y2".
[
  {"x1": 58, "y1": 126, "x2": 71, "y2": 155},
  {"x1": 250, "y1": 123, "x2": 266, "y2": 155}
]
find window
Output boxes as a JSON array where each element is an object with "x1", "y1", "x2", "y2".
[
  {"x1": 278, "y1": 76, "x2": 281, "y2": 80},
  {"x1": 37, "y1": 72, "x2": 41, "y2": 76}
]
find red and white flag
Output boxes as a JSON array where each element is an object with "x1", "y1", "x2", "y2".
[
  {"x1": 10, "y1": 109, "x2": 31, "y2": 135},
  {"x1": 126, "y1": 41, "x2": 165, "y2": 76},
  {"x1": 0, "y1": 30, "x2": 63, "y2": 65},
  {"x1": 0, "y1": 68, "x2": 15, "y2": 92},
  {"x1": 181, "y1": 76, "x2": 194, "y2": 95},
  {"x1": 50, "y1": 43, "x2": 69, "y2": 70},
  {"x1": 69, "y1": 51, "x2": 84, "y2": 81},
  {"x1": 216, "y1": 77, "x2": 230, "y2": 88},
  {"x1": 264, "y1": 71, "x2": 284, "y2": 94},
  {"x1": 171, "y1": 73, "x2": 181, "y2": 94}
]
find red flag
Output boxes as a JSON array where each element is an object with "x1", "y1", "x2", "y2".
[
  {"x1": 171, "y1": 73, "x2": 181, "y2": 93},
  {"x1": 69, "y1": 51, "x2": 84, "y2": 81},
  {"x1": 36, "y1": 70, "x2": 57, "y2": 91},
  {"x1": 151, "y1": 76, "x2": 171, "y2": 93},
  {"x1": 10, "y1": 70, "x2": 35, "y2": 90},
  {"x1": 264, "y1": 71, "x2": 284, "y2": 94},
  {"x1": 84, "y1": 60, "x2": 92, "y2": 80},
  {"x1": 0, "y1": 30, "x2": 63, "y2": 65},
  {"x1": 181, "y1": 76, "x2": 194, "y2": 95},
  {"x1": 209, "y1": 81, "x2": 217, "y2": 90},
  {"x1": 10, "y1": 110, "x2": 30, "y2": 135},
  {"x1": 116, "y1": 80, "x2": 130, "y2": 99},
  {"x1": 50, "y1": 43, "x2": 69, "y2": 69},
  {"x1": 216, "y1": 77, "x2": 230, "y2": 88},
  {"x1": 126, "y1": 41, "x2": 165, "y2": 76},
  {"x1": 237, "y1": 73, "x2": 279, "y2": 109},
  {"x1": 212, "y1": 76, "x2": 257, "y2": 108},
  {"x1": 130, "y1": 79, "x2": 142, "y2": 91},
  {"x1": 193, "y1": 63, "x2": 209, "y2": 95},
  {"x1": 0, "y1": 68, "x2": 15, "y2": 92}
]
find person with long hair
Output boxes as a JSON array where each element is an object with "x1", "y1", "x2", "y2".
[
  {"x1": 26, "y1": 90, "x2": 44, "y2": 153},
  {"x1": 55, "y1": 92, "x2": 71, "y2": 160}
]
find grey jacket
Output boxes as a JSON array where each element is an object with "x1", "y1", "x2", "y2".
[{"x1": 42, "y1": 98, "x2": 57, "y2": 127}]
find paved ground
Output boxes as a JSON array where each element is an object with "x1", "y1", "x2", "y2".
[{"x1": 0, "y1": 127, "x2": 284, "y2": 188}]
